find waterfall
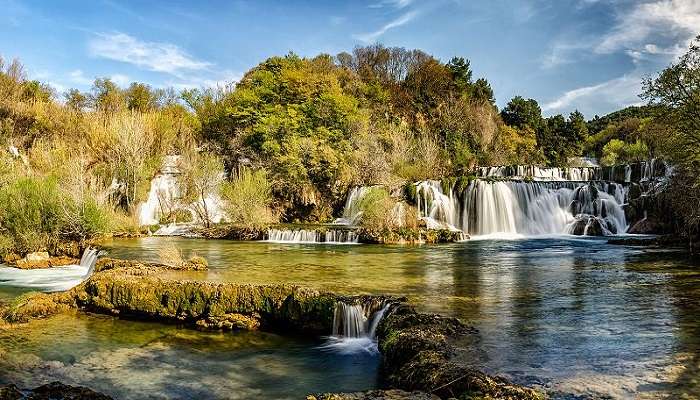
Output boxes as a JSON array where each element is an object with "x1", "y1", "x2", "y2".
[
  {"x1": 415, "y1": 179, "x2": 628, "y2": 237},
  {"x1": 476, "y1": 165, "x2": 601, "y2": 181},
  {"x1": 333, "y1": 303, "x2": 367, "y2": 338},
  {"x1": 267, "y1": 228, "x2": 359, "y2": 244},
  {"x1": 415, "y1": 181, "x2": 459, "y2": 230},
  {"x1": 0, "y1": 247, "x2": 102, "y2": 292},
  {"x1": 334, "y1": 186, "x2": 375, "y2": 225},
  {"x1": 137, "y1": 155, "x2": 227, "y2": 228},
  {"x1": 320, "y1": 300, "x2": 391, "y2": 354}
]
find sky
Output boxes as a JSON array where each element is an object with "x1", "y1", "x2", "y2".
[{"x1": 1, "y1": 0, "x2": 698, "y2": 118}]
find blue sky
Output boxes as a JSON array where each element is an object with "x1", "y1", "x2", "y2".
[{"x1": 1, "y1": 0, "x2": 698, "y2": 118}]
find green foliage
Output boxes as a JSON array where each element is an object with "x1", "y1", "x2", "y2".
[
  {"x1": 220, "y1": 168, "x2": 276, "y2": 228},
  {"x1": 600, "y1": 139, "x2": 649, "y2": 166},
  {"x1": 0, "y1": 176, "x2": 113, "y2": 253},
  {"x1": 357, "y1": 187, "x2": 397, "y2": 230}
]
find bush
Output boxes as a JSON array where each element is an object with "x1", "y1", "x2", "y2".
[
  {"x1": 357, "y1": 187, "x2": 397, "y2": 230},
  {"x1": 220, "y1": 168, "x2": 276, "y2": 228},
  {"x1": 0, "y1": 176, "x2": 114, "y2": 253}
]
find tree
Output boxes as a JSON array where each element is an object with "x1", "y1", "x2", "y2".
[
  {"x1": 470, "y1": 78, "x2": 495, "y2": 104},
  {"x1": 446, "y1": 57, "x2": 472, "y2": 93},
  {"x1": 125, "y1": 82, "x2": 158, "y2": 112},
  {"x1": 64, "y1": 89, "x2": 89, "y2": 111},
  {"x1": 178, "y1": 151, "x2": 224, "y2": 228},
  {"x1": 90, "y1": 78, "x2": 125, "y2": 114},
  {"x1": 501, "y1": 96, "x2": 543, "y2": 131},
  {"x1": 643, "y1": 35, "x2": 700, "y2": 167}
]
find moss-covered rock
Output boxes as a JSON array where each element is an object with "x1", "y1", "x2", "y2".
[
  {"x1": 376, "y1": 304, "x2": 544, "y2": 400},
  {"x1": 0, "y1": 381, "x2": 113, "y2": 400},
  {"x1": 1, "y1": 292, "x2": 74, "y2": 323},
  {"x1": 307, "y1": 390, "x2": 439, "y2": 400},
  {"x1": 357, "y1": 228, "x2": 466, "y2": 244}
]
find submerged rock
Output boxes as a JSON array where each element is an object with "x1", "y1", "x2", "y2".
[
  {"x1": 307, "y1": 390, "x2": 439, "y2": 400},
  {"x1": 0, "y1": 382, "x2": 112, "y2": 400},
  {"x1": 376, "y1": 304, "x2": 544, "y2": 400}
]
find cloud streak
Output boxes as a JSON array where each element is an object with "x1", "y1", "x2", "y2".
[
  {"x1": 542, "y1": 74, "x2": 643, "y2": 116},
  {"x1": 88, "y1": 32, "x2": 211, "y2": 76},
  {"x1": 353, "y1": 10, "x2": 419, "y2": 43}
]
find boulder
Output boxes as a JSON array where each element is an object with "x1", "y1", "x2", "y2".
[
  {"x1": 376, "y1": 304, "x2": 543, "y2": 400},
  {"x1": 627, "y1": 218, "x2": 663, "y2": 234},
  {"x1": 307, "y1": 390, "x2": 439, "y2": 400},
  {"x1": 0, "y1": 382, "x2": 112, "y2": 400}
]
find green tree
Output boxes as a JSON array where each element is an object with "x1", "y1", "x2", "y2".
[
  {"x1": 64, "y1": 89, "x2": 89, "y2": 111},
  {"x1": 90, "y1": 78, "x2": 125, "y2": 114},
  {"x1": 446, "y1": 57, "x2": 472, "y2": 93},
  {"x1": 125, "y1": 82, "x2": 158, "y2": 112},
  {"x1": 501, "y1": 96, "x2": 543, "y2": 131}
]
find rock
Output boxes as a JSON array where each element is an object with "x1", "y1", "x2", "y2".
[
  {"x1": 375, "y1": 304, "x2": 543, "y2": 400},
  {"x1": 627, "y1": 218, "x2": 663, "y2": 234},
  {"x1": 357, "y1": 228, "x2": 465, "y2": 244},
  {"x1": 0, "y1": 381, "x2": 113, "y2": 400},
  {"x1": 2, "y1": 292, "x2": 74, "y2": 323},
  {"x1": 568, "y1": 216, "x2": 604, "y2": 236},
  {"x1": 307, "y1": 390, "x2": 439, "y2": 400},
  {"x1": 14, "y1": 253, "x2": 79, "y2": 270}
]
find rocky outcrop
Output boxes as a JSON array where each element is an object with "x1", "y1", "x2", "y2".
[
  {"x1": 357, "y1": 228, "x2": 466, "y2": 244},
  {"x1": 0, "y1": 382, "x2": 112, "y2": 400},
  {"x1": 13, "y1": 253, "x2": 79, "y2": 270},
  {"x1": 307, "y1": 390, "x2": 439, "y2": 400},
  {"x1": 3, "y1": 260, "x2": 337, "y2": 335},
  {"x1": 192, "y1": 224, "x2": 267, "y2": 240},
  {"x1": 376, "y1": 304, "x2": 543, "y2": 400}
]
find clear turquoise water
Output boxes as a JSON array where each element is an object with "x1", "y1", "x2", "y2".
[{"x1": 1, "y1": 236, "x2": 698, "y2": 398}]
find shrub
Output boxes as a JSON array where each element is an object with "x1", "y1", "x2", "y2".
[
  {"x1": 357, "y1": 187, "x2": 397, "y2": 230},
  {"x1": 220, "y1": 168, "x2": 276, "y2": 228}
]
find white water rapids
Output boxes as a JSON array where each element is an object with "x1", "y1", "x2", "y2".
[
  {"x1": 415, "y1": 179, "x2": 628, "y2": 237},
  {"x1": 0, "y1": 248, "x2": 101, "y2": 292}
]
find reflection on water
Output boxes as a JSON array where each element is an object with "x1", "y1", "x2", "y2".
[
  {"x1": 0, "y1": 313, "x2": 379, "y2": 399},
  {"x1": 1, "y1": 236, "x2": 698, "y2": 399}
]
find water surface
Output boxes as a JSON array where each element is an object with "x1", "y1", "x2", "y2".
[{"x1": 1, "y1": 237, "x2": 698, "y2": 399}]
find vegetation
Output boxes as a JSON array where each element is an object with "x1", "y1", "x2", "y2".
[
  {"x1": 220, "y1": 168, "x2": 276, "y2": 228},
  {"x1": 0, "y1": 36, "x2": 699, "y2": 252}
]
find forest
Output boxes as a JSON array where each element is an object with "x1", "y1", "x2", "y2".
[{"x1": 0, "y1": 40, "x2": 698, "y2": 255}]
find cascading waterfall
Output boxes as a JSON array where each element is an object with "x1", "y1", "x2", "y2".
[
  {"x1": 322, "y1": 300, "x2": 392, "y2": 354},
  {"x1": 0, "y1": 247, "x2": 102, "y2": 292},
  {"x1": 334, "y1": 186, "x2": 374, "y2": 225},
  {"x1": 416, "y1": 179, "x2": 628, "y2": 237},
  {"x1": 267, "y1": 228, "x2": 359, "y2": 244},
  {"x1": 137, "y1": 155, "x2": 227, "y2": 228}
]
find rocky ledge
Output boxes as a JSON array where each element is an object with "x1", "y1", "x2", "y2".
[
  {"x1": 375, "y1": 304, "x2": 544, "y2": 400},
  {"x1": 0, "y1": 382, "x2": 112, "y2": 400}
]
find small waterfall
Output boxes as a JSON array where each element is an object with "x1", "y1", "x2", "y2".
[
  {"x1": 137, "y1": 155, "x2": 227, "y2": 228},
  {"x1": 415, "y1": 181, "x2": 459, "y2": 230},
  {"x1": 267, "y1": 228, "x2": 359, "y2": 244},
  {"x1": 334, "y1": 186, "x2": 374, "y2": 225},
  {"x1": 333, "y1": 303, "x2": 367, "y2": 338},
  {"x1": 476, "y1": 165, "x2": 601, "y2": 181},
  {"x1": 0, "y1": 247, "x2": 102, "y2": 292},
  {"x1": 321, "y1": 299, "x2": 393, "y2": 354}
]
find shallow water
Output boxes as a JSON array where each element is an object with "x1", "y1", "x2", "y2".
[{"x1": 1, "y1": 236, "x2": 699, "y2": 398}]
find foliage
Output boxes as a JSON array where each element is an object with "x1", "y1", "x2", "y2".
[
  {"x1": 178, "y1": 151, "x2": 224, "y2": 228},
  {"x1": 0, "y1": 176, "x2": 113, "y2": 253},
  {"x1": 220, "y1": 168, "x2": 276, "y2": 228},
  {"x1": 356, "y1": 187, "x2": 399, "y2": 230}
]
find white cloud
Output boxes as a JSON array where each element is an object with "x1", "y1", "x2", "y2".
[
  {"x1": 369, "y1": 0, "x2": 413, "y2": 9},
  {"x1": 88, "y1": 32, "x2": 211, "y2": 76},
  {"x1": 68, "y1": 69, "x2": 92, "y2": 85},
  {"x1": 110, "y1": 74, "x2": 131, "y2": 87},
  {"x1": 596, "y1": 0, "x2": 700, "y2": 55},
  {"x1": 353, "y1": 10, "x2": 419, "y2": 43},
  {"x1": 543, "y1": 74, "x2": 644, "y2": 116},
  {"x1": 169, "y1": 69, "x2": 243, "y2": 91}
]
